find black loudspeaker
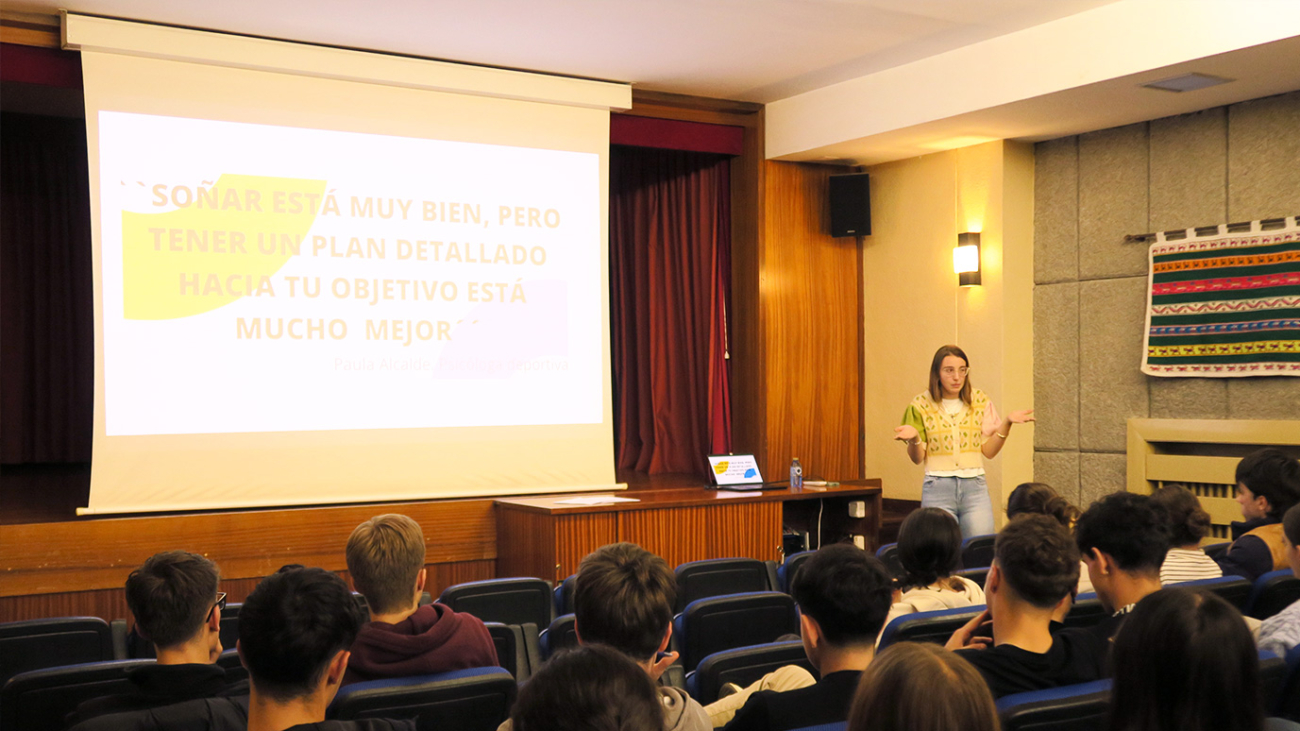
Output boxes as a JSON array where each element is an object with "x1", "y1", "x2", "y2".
[{"x1": 829, "y1": 173, "x2": 871, "y2": 238}]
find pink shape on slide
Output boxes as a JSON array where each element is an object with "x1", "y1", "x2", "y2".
[{"x1": 432, "y1": 280, "x2": 568, "y2": 379}]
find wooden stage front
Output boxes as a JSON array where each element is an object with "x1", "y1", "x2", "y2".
[{"x1": 0, "y1": 469, "x2": 880, "y2": 623}]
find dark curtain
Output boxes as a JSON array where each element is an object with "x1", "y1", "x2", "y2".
[
  {"x1": 0, "y1": 113, "x2": 94, "y2": 463},
  {"x1": 610, "y1": 146, "x2": 732, "y2": 476}
]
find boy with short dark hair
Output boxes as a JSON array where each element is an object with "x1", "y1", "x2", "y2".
[
  {"x1": 1073, "y1": 491, "x2": 1168, "y2": 626},
  {"x1": 343, "y1": 514, "x2": 496, "y2": 683},
  {"x1": 723, "y1": 544, "x2": 894, "y2": 731},
  {"x1": 946, "y1": 515, "x2": 1106, "y2": 698},
  {"x1": 67, "y1": 550, "x2": 240, "y2": 726},
  {"x1": 1216, "y1": 448, "x2": 1300, "y2": 582}
]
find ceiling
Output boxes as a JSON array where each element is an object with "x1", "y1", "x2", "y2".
[{"x1": 5, "y1": 0, "x2": 1117, "y2": 102}]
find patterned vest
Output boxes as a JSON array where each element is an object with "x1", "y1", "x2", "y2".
[{"x1": 903, "y1": 389, "x2": 991, "y2": 473}]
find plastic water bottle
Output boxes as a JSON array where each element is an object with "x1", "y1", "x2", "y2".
[{"x1": 790, "y1": 458, "x2": 803, "y2": 491}]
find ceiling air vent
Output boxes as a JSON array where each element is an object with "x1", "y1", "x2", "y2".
[{"x1": 1141, "y1": 73, "x2": 1233, "y2": 93}]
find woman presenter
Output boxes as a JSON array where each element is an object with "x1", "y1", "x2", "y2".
[{"x1": 893, "y1": 345, "x2": 1033, "y2": 537}]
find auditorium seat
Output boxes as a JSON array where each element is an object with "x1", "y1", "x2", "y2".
[
  {"x1": 995, "y1": 678, "x2": 1111, "y2": 731},
  {"x1": 484, "y1": 622, "x2": 530, "y2": 681},
  {"x1": 1246, "y1": 569, "x2": 1300, "y2": 620},
  {"x1": 328, "y1": 666, "x2": 516, "y2": 731},
  {"x1": 673, "y1": 592, "x2": 800, "y2": 671},
  {"x1": 875, "y1": 543, "x2": 904, "y2": 578},
  {"x1": 1203, "y1": 541, "x2": 1231, "y2": 561},
  {"x1": 1170, "y1": 574, "x2": 1253, "y2": 609},
  {"x1": 553, "y1": 574, "x2": 577, "y2": 616},
  {"x1": 215, "y1": 648, "x2": 247, "y2": 685},
  {"x1": 0, "y1": 658, "x2": 154, "y2": 731},
  {"x1": 1061, "y1": 593, "x2": 1107, "y2": 629},
  {"x1": 539, "y1": 614, "x2": 578, "y2": 660},
  {"x1": 0, "y1": 617, "x2": 116, "y2": 688},
  {"x1": 438, "y1": 578, "x2": 553, "y2": 628},
  {"x1": 1260, "y1": 649, "x2": 1287, "y2": 717},
  {"x1": 954, "y1": 566, "x2": 989, "y2": 589},
  {"x1": 674, "y1": 558, "x2": 775, "y2": 612},
  {"x1": 1276, "y1": 644, "x2": 1300, "y2": 721},
  {"x1": 685, "y1": 640, "x2": 813, "y2": 704},
  {"x1": 961, "y1": 533, "x2": 996, "y2": 570},
  {"x1": 877, "y1": 605, "x2": 986, "y2": 651},
  {"x1": 778, "y1": 550, "x2": 815, "y2": 593},
  {"x1": 218, "y1": 602, "x2": 242, "y2": 656}
]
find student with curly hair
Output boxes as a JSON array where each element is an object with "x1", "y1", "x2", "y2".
[{"x1": 1006, "y1": 482, "x2": 1091, "y2": 596}]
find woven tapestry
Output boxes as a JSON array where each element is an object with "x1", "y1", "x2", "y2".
[{"x1": 1142, "y1": 221, "x2": 1300, "y2": 377}]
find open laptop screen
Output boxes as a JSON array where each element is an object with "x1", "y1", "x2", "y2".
[{"x1": 706, "y1": 454, "x2": 764, "y2": 486}]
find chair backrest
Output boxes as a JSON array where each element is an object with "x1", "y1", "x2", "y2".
[
  {"x1": 0, "y1": 617, "x2": 116, "y2": 688},
  {"x1": 1246, "y1": 569, "x2": 1300, "y2": 620},
  {"x1": 954, "y1": 566, "x2": 989, "y2": 589},
  {"x1": 1061, "y1": 593, "x2": 1108, "y2": 629},
  {"x1": 1202, "y1": 541, "x2": 1231, "y2": 561},
  {"x1": 0, "y1": 658, "x2": 154, "y2": 731},
  {"x1": 539, "y1": 614, "x2": 579, "y2": 660},
  {"x1": 329, "y1": 666, "x2": 516, "y2": 731},
  {"x1": 215, "y1": 648, "x2": 248, "y2": 686},
  {"x1": 554, "y1": 574, "x2": 577, "y2": 616},
  {"x1": 674, "y1": 558, "x2": 774, "y2": 612},
  {"x1": 996, "y1": 679, "x2": 1111, "y2": 731},
  {"x1": 961, "y1": 533, "x2": 996, "y2": 570},
  {"x1": 685, "y1": 640, "x2": 812, "y2": 704},
  {"x1": 673, "y1": 592, "x2": 800, "y2": 671},
  {"x1": 483, "y1": 622, "x2": 529, "y2": 681},
  {"x1": 438, "y1": 578, "x2": 554, "y2": 627},
  {"x1": 1170, "y1": 574, "x2": 1254, "y2": 609},
  {"x1": 218, "y1": 602, "x2": 242, "y2": 656},
  {"x1": 875, "y1": 543, "x2": 903, "y2": 579},
  {"x1": 1260, "y1": 649, "x2": 1287, "y2": 717},
  {"x1": 877, "y1": 605, "x2": 986, "y2": 651},
  {"x1": 778, "y1": 551, "x2": 815, "y2": 593}
]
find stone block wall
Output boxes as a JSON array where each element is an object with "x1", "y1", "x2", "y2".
[{"x1": 1033, "y1": 90, "x2": 1300, "y2": 506}]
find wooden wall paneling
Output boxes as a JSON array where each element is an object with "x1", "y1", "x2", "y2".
[
  {"x1": 428, "y1": 560, "x2": 497, "y2": 596},
  {"x1": 495, "y1": 508, "x2": 555, "y2": 582},
  {"x1": 618, "y1": 507, "x2": 708, "y2": 570},
  {"x1": 760, "y1": 161, "x2": 862, "y2": 484},
  {"x1": 702, "y1": 502, "x2": 782, "y2": 561},
  {"x1": 0, "y1": 498, "x2": 496, "y2": 598},
  {"x1": 553, "y1": 514, "x2": 617, "y2": 582}
]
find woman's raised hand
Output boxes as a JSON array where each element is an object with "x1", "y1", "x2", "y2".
[
  {"x1": 1007, "y1": 410, "x2": 1035, "y2": 424},
  {"x1": 894, "y1": 425, "x2": 919, "y2": 441}
]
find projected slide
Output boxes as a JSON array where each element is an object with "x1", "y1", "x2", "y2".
[{"x1": 98, "y1": 111, "x2": 602, "y2": 436}]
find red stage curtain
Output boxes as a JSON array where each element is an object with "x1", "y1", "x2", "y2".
[
  {"x1": 0, "y1": 113, "x2": 94, "y2": 463},
  {"x1": 610, "y1": 146, "x2": 732, "y2": 476}
]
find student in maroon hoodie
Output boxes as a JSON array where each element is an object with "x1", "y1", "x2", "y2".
[{"x1": 343, "y1": 514, "x2": 497, "y2": 684}]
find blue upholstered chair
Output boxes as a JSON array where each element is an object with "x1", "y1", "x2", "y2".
[
  {"x1": 778, "y1": 550, "x2": 816, "y2": 593},
  {"x1": 875, "y1": 542, "x2": 903, "y2": 579},
  {"x1": 483, "y1": 622, "x2": 530, "y2": 680},
  {"x1": 438, "y1": 577, "x2": 554, "y2": 628},
  {"x1": 684, "y1": 640, "x2": 812, "y2": 703},
  {"x1": 995, "y1": 678, "x2": 1111, "y2": 731},
  {"x1": 0, "y1": 617, "x2": 116, "y2": 688},
  {"x1": 329, "y1": 666, "x2": 516, "y2": 731},
  {"x1": 0, "y1": 658, "x2": 154, "y2": 731},
  {"x1": 1246, "y1": 569, "x2": 1300, "y2": 620},
  {"x1": 877, "y1": 605, "x2": 986, "y2": 651},
  {"x1": 539, "y1": 613, "x2": 578, "y2": 660},
  {"x1": 674, "y1": 558, "x2": 775, "y2": 613},
  {"x1": 961, "y1": 533, "x2": 996, "y2": 569},
  {"x1": 673, "y1": 592, "x2": 800, "y2": 671},
  {"x1": 1169, "y1": 574, "x2": 1253, "y2": 610}
]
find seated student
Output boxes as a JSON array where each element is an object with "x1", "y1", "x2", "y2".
[
  {"x1": 70, "y1": 566, "x2": 409, "y2": 731},
  {"x1": 1217, "y1": 448, "x2": 1300, "y2": 582},
  {"x1": 881, "y1": 508, "x2": 984, "y2": 633},
  {"x1": 509, "y1": 645, "x2": 665, "y2": 731},
  {"x1": 944, "y1": 514, "x2": 1105, "y2": 699},
  {"x1": 1073, "y1": 491, "x2": 1167, "y2": 642},
  {"x1": 1006, "y1": 481, "x2": 1092, "y2": 595},
  {"x1": 846, "y1": 642, "x2": 998, "y2": 731},
  {"x1": 67, "y1": 551, "x2": 244, "y2": 726},
  {"x1": 1108, "y1": 588, "x2": 1300, "y2": 731},
  {"x1": 1258, "y1": 503, "x2": 1300, "y2": 659},
  {"x1": 723, "y1": 544, "x2": 894, "y2": 731},
  {"x1": 1149, "y1": 484, "x2": 1223, "y2": 585},
  {"x1": 343, "y1": 514, "x2": 497, "y2": 684},
  {"x1": 542, "y1": 542, "x2": 711, "y2": 731}
]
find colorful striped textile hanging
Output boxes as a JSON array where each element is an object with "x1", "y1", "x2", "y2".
[{"x1": 1142, "y1": 219, "x2": 1300, "y2": 377}]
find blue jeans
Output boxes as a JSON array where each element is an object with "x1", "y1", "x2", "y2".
[{"x1": 922, "y1": 475, "x2": 995, "y2": 538}]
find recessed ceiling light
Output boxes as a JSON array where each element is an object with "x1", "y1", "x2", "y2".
[{"x1": 1142, "y1": 73, "x2": 1234, "y2": 93}]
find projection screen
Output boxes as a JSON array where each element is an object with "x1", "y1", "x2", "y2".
[{"x1": 65, "y1": 14, "x2": 631, "y2": 514}]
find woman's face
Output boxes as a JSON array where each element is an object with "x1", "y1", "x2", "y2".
[{"x1": 939, "y1": 355, "x2": 968, "y2": 397}]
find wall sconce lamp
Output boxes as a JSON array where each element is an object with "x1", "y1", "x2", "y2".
[{"x1": 953, "y1": 232, "x2": 981, "y2": 287}]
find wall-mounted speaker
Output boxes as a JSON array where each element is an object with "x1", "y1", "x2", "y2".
[{"x1": 829, "y1": 173, "x2": 871, "y2": 238}]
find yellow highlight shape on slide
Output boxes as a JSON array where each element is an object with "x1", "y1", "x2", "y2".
[
  {"x1": 713, "y1": 461, "x2": 729, "y2": 474},
  {"x1": 122, "y1": 174, "x2": 325, "y2": 320}
]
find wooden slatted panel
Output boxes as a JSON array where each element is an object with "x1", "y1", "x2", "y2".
[
  {"x1": 703, "y1": 502, "x2": 782, "y2": 561},
  {"x1": 553, "y1": 514, "x2": 617, "y2": 583},
  {"x1": 619, "y1": 507, "x2": 708, "y2": 570},
  {"x1": 1146, "y1": 454, "x2": 1239, "y2": 486}
]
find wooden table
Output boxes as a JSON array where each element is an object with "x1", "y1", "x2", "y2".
[{"x1": 495, "y1": 480, "x2": 881, "y2": 582}]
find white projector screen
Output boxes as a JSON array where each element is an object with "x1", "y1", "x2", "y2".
[{"x1": 68, "y1": 15, "x2": 631, "y2": 514}]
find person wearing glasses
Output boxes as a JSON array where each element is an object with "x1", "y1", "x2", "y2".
[
  {"x1": 67, "y1": 550, "x2": 246, "y2": 726},
  {"x1": 893, "y1": 344, "x2": 1034, "y2": 538}
]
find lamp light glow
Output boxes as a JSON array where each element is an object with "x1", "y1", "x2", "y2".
[{"x1": 954, "y1": 232, "x2": 981, "y2": 286}]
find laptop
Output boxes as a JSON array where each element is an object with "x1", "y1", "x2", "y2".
[{"x1": 705, "y1": 454, "x2": 784, "y2": 491}]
